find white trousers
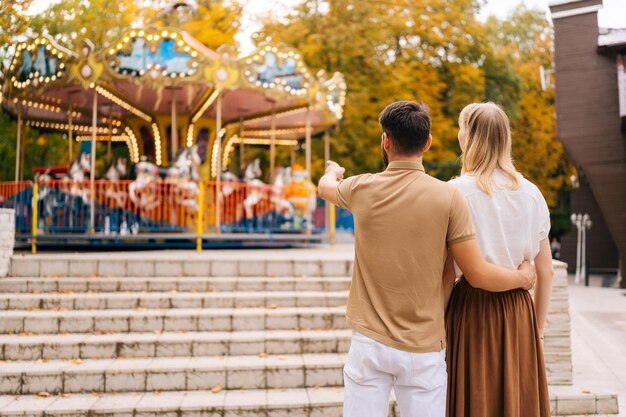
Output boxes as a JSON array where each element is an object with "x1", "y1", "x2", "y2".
[{"x1": 343, "y1": 331, "x2": 447, "y2": 417}]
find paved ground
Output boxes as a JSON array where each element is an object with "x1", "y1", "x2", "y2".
[{"x1": 568, "y1": 278, "x2": 626, "y2": 416}]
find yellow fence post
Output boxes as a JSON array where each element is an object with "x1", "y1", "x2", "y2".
[
  {"x1": 196, "y1": 182, "x2": 205, "y2": 252},
  {"x1": 329, "y1": 203, "x2": 336, "y2": 250},
  {"x1": 31, "y1": 183, "x2": 38, "y2": 254}
]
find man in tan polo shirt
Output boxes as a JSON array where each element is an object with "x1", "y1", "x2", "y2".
[{"x1": 318, "y1": 101, "x2": 534, "y2": 417}]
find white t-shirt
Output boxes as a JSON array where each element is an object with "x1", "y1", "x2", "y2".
[{"x1": 449, "y1": 170, "x2": 550, "y2": 272}]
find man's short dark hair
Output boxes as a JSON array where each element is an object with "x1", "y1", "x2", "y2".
[{"x1": 378, "y1": 101, "x2": 431, "y2": 155}]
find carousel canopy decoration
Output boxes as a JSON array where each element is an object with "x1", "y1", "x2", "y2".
[
  {"x1": 242, "y1": 44, "x2": 312, "y2": 97},
  {"x1": 103, "y1": 28, "x2": 213, "y2": 82},
  {"x1": 8, "y1": 35, "x2": 77, "y2": 91}
]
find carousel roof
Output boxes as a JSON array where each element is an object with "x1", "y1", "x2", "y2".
[{"x1": 0, "y1": 27, "x2": 346, "y2": 168}]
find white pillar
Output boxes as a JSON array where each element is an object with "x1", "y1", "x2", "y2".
[
  {"x1": 15, "y1": 107, "x2": 22, "y2": 184},
  {"x1": 215, "y1": 93, "x2": 222, "y2": 230},
  {"x1": 89, "y1": 91, "x2": 98, "y2": 235}
]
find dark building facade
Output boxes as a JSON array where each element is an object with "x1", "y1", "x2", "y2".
[{"x1": 549, "y1": 0, "x2": 626, "y2": 283}]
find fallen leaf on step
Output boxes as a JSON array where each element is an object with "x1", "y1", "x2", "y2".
[
  {"x1": 61, "y1": 393, "x2": 72, "y2": 398},
  {"x1": 134, "y1": 307, "x2": 147, "y2": 311},
  {"x1": 36, "y1": 359, "x2": 49, "y2": 363},
  {"x1": 153, "y1": 390, "x2": 161, "y2": 395},
  {"x1": 18, "y1": 332, "x2": 33, "y2": 336},
  {"x1": 37, "y1": 392, "x2": 50, "y2": 398},
  {"x1": 210, "y1": 385, "x2": 222, "y2": 394},
  {"x1": 582, "y1": 389, "x2": 591, "y2": 394},
  {"x1": 258, "y1": 353, "x2": 269, "y2": 358},
  {"x1": 69, "y1": 358, "x2": 83, "y2": 364},
  {"x1": 266, "y1": 304, "x2": 279, "y2": 309}
]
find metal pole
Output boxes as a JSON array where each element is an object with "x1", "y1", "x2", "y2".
[
  {"x1": 15, "y1": 107, "x2": 22, "y2": 184},
  {"x1": 270, "y1": 103, "x2": 276, "y2": 180},
  {"x1": 239, "y1": 118, "x2": 245, "y2": 174},
  {"x1": 106, "y1": 105, "x2": 113, "y2": 164},
  {"x1": 290, "y1": 145, "x2": 296, "y2": 167},
  {"x1": 324, "y1": 130, "x2": 330, "y2": 232},
  {"x1": 171, "y1": 88, "x2": 178, "y2": 157},
  {"x1": 68, "y1": 100, "x2": 73, "y2": 164},
  {"x1": 215, "y1": 93, "x2": 222, "y2": 231},
  {"x1": 305, "y1": 105, "x2": 312, "y2": 232},
  {"x1": 31, "y1": 183, "x2": 38, "y2": 254},
  {"x1": 305, "y1": 105, "x2": 312, "y2": 181},
  {"x1": 89, "y1": 90, "x2": 98, "y2": 235}
]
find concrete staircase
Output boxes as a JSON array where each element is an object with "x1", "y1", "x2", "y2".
[{"x1": 0, "y1": 252, "x2": 618, "y2": 416}]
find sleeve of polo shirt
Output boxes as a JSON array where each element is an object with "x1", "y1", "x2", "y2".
[
  {"x1": 335, "y1": 176, "x2": 356, "y2": 211},
  {"x1": 447, "y1": 188, "x2": 476, "y2": 246}
]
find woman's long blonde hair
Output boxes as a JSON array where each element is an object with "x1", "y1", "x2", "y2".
[{"x1": 458, "y1": 102, "x2": 520, "y2": 194}]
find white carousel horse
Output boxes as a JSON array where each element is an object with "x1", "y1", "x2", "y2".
[
  {"x1": 271, "y1": 167, "x2": 294, "y2": 221},
  {"x1": 166, "y1": 145, "x2": 201, "y2": 211},
  {"x1": 103, "y1": 157, "x2": 128, "y2": 209},
  {"x1": 104, "y1": 157, "x2": 128, "y2": 181},
  {"x1": 64, "y1": 153, "x2": 91, "y2": 203},
  {"x1": 67, "y1": 153, "x2": 91, "y2": 182},
  {"x1": 128, "y1": 156, "x2": 161, "y2": 210},
  {"x1": 242, "y1": 159, "x2": 267, "y2": 219}
]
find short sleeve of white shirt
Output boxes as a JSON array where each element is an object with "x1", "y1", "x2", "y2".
[{"x1": 449, "y1": 172, "x2": 551, "y2": 270}]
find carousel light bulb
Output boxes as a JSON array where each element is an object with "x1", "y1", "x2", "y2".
[{"x1": 130, "y1": 31, "x2": 136, "y2": 37}]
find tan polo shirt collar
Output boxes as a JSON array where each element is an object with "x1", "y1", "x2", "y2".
[{"x1": 386, "y1": 160, "x2": 425, "y2": 172}]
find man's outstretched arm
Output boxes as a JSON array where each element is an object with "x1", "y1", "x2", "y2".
[{"x1": 318, "y1": 160, "x2": 345, "y2": 205}]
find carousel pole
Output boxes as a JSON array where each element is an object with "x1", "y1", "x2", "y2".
[
  {"x1": 305, "y1": 104, "x2": 312, "y2": 232},
  {"x1": 269, "y1": 103, "x2": 276, "y2": 180},
  {"x1": 324, "y1": 130, "x2": 331, "y2": 234},
  {"x1": 68, "y1": 101, "x2": 74, "y2": 164},
  {"x1": 239, "y1": 116, "x2": 245, "y2": 172},
  {"x1": 171, "y1": 88, "x2": 178, "y2": 156},
  {"x1": 14, "y1": 106, "x2": 22, "y2": 184},
  {"x1": 89, "y1": 90, "x2": 98, "y2": 235},
  {"x1": 290, "y1": 145, "x2": 296, "y2": 167},
  {"x1": 305, "y1": 105, "x2": 312, "y2": 181},
  {"x1": 106, "y1": 105, "x2": 113, "y2": 164},
  {"x1": 215, "y1": 92, "x2": 222, "y2": 232}
]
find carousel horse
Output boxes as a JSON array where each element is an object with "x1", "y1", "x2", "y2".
[
  {"x1": 242, "y1": 159, "x2": 267, "y2": 219},
  {"x1": 165, "y1": 145, "x2": 201, "y2": 211},
  {"x1": 103, "y1": 157, "x2": 129, "y2": 210},
  {"x1": 271, "y1": 167, "x2": 295, "y2": 221},
  {"x1": 65, "y1": 153, "x2": 92, "y2": 203},
  {"x1": 128, "y1": 156, "x2": 161, "y2": 210},
  {"x1": 104, "y1": 157, "x2": 128, "y2": 181}
]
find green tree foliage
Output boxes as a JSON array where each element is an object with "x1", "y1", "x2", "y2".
[{"x1": 257, "y1": 0, "x2": 571, "y2": 208}]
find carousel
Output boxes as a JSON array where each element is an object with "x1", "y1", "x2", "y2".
[{"x1": 0, "y1": 13, "x2": 346, "y2": 250}]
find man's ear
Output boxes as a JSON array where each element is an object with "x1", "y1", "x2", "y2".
[
  {"x1": 423, "y1": 134, "x2": 433, "y2": 153},
  {"x1": 383, "y1": 133, "x2": 392, "y2": 151}
]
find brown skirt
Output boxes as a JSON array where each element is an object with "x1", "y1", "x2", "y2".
[{"x1": 445, "y1": 278, "x2": 550, "y2": 417}]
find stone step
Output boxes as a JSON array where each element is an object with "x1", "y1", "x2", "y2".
[
  {"x1": 0, "y1": 291, "x2": 349, "y2": 310},
  {"x1": 0, "y1": 386, "x2": 617, "y2": 416},
  {"x1": 0, "y1": 276, "x2": 351, "y2": 293},
  {"x1": 1, "y1": 306, "x2": 347, "y2": 334},
  {"x1": 0, "y1": 353, "x2": 347, "y2": 395},
  {"x1": 10, "y1": 255, "x2": 353, "y2": 278},
  {"x1": 0, "y1": 329, "x2": 352, "y2": 361},
  {"x1": 0, "y1": 388, "x2": 358, "y2": 417}
]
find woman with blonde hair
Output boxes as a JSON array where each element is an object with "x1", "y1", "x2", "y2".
[{"x1": 444, "y1": 102, "x2": 553, "y2": 417}]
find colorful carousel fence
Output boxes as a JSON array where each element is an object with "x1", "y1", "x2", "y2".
[{"x1": 0, "y1": 180, "x2": 348, "y2": 250}]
